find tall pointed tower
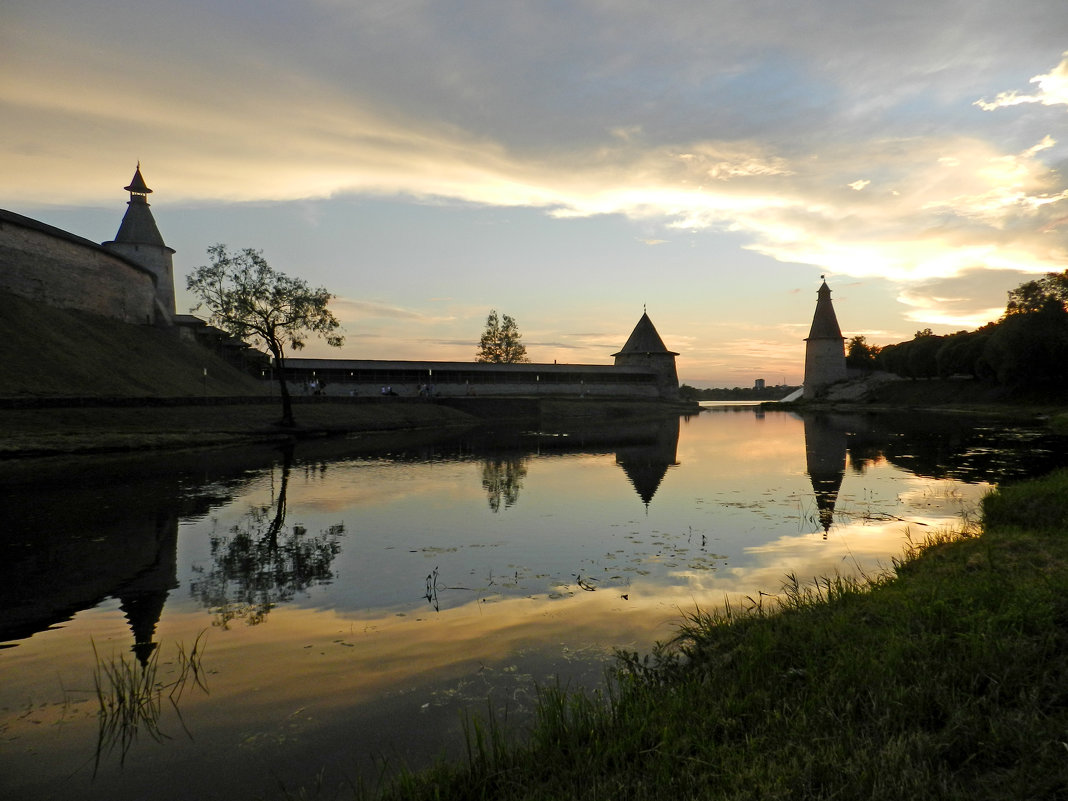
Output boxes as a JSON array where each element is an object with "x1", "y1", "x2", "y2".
[
  {"x1": 613, "y1": 311, "x2": 680, "y2": 399},
  {"x1": 103, "y1": 164, "x2": 176, "y2": 324},
  {"x1": 803, "y1": 279, "x2": 847, "y2": 399}
]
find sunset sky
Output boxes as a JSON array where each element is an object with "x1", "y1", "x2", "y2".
[{"x1": 4, "y1": 1, "x2": 1068, "y2": 385}]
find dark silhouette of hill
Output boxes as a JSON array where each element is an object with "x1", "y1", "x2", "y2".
[{"x1": 0, "y1": 291, "x2": 270, "y2": 398}]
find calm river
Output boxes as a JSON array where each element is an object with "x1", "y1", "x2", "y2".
[{"x1": 2, "y1": 405, "x2": 1065, "y2": 800}]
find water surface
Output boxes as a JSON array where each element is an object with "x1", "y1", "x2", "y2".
[{"x1": 1, "y1": 407, "x2": 1063, "y2": 800}]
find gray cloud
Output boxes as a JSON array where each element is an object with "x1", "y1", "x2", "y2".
[{"x1": 6, "y1": 0, "x2": 1068, "y2": 366}]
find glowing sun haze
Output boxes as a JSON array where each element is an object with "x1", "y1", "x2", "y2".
[{"x1": 4, "y1": 0, "x2": 1067, "y2": 385}]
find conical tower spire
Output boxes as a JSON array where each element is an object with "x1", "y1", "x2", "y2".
[
  {"x1": 612, "y1": 310, "x2": 680, "y2": 399},
  {"x1": 613, "y1": 311, "x2": 679, "y2": 357},
  {"x1": 807, "y1": 278, "x2": 844, "y2": 340},
  {"x1": 113, "y1": 164, "x2": 166, "y2": 247},
  {"x1": 103, "y1": 164, "x2": 176, "y2": 323}
]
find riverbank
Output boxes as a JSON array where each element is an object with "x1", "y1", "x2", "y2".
[
  {"x1": 0, "y1": 399, "x2": 477, "y2": 457},
  {"x1": 781, "y1": 374, "x2": 1068, "y2": 432},
  {"x1": 370, "y1": 468, "x2": 1068, "y2": 801},
  {"x1": 0, "y1": 396, "x2": 699, "y2": 457}
]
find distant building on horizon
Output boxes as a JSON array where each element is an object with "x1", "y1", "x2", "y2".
[
  {"x1": 754, "y1": 378, "x2": 765, "y2": 390},
  {"x1": 803, "y1": 278, "x2": 847, "y2": 399}
]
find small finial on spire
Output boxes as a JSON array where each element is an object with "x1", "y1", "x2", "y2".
[{"x1": 124, "y1": 164, "x2": 152, "y2": 196}]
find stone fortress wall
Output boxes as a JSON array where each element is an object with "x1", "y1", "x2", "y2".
[{"x1": 0, "y1": 210, "x2": 160, "y2": 325}]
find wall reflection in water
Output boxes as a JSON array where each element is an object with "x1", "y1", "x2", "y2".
[
  {"x1": 0, "y1": 445, "x2": 281, "y2": 656},
  {"x1": 0, "y1": 419, "x2": 689, "y2": 657},
  {"x1": 3, "y1": 410, "x2": 1066, "y2": 655}
]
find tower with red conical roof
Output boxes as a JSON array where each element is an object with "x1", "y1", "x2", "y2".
[{"x1": 103, "y1": 164, "x2": 176, "y2": 324}]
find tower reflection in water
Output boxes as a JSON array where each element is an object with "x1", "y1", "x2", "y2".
[
  {"x1": 0, "y1": 458, "x2": 182, "y2": 665},
  {"x1": 803, "y1": 413, "x2": 848, "y2": 538},
  {"x1": 0, "y1": 446, "x2": 284, "y2": 659},
  {"x1": 615, "y1": 416, "x2": 680, "y2": 508}
]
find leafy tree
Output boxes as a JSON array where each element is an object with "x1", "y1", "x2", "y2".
[
  {"x1": 983, "y1": 303, "x2": 1068, "y2": 387},
  {"x1": 874, "y1": 270, "x2": 1068, "y2": 389},
  {"x1": 476, "y1": 309, "x2": 529, "y2": 363},
  {"x1": 1005, "y1": 269, "x2": 1068, "y2": 315},
  {"x1": 906, "y1": 332, "x2": 944, "y2": 378},
  {"x1": 875, "y1": 341, "x2": 903, "y2": 375},
  {"x1": 845, "y1": 335, "x2": 879, "y2": 371},
  {"x1": 187, "y1": 245, "x2": 343, "y2": 426},
  {"x1": 935, "y1": 329, "x2": 992, "y2": 378},
  {"x1": 875, "y1": 330, "x2": 942, "y2": 378}
]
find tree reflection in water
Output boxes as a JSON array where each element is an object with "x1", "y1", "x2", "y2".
[
  {"x1": 481, "y1": 455, "x2": 529, "y2": 512},
  {"x1": 191, "y1": 449, "x2": 344, "y2": 627}
]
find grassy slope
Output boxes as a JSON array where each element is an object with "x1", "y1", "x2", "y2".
[
  {"x1": 377, "y1": 472, "x2": 1068, "y2": 801},
  {"x1": 0, "y1": 292, "x2": 481, "y2": 454},
  {"x1": 0, "y1": 291, "x2": 270, "y2": 398}
]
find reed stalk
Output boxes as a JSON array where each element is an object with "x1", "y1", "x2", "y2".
[{"x1": 91, "y1": 631, "x2": 208, "y2": 774}]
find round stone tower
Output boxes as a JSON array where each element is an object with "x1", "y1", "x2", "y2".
[
  {"x1": 103, "y1": 165, "x2": 176, "y2": 325},
  {"x1": 803, "y1": 279, "x2": 847, "y2": 399},
  {"x1": 613, "y1": 311, "x2": 680, "y2": 399}
]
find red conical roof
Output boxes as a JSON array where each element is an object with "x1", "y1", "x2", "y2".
[{"x1": 113, "y1": 164, "x2": 166, "y2": 246}]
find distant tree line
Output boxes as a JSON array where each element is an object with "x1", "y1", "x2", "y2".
[{"x1": 846, "y1": 269, "x2": 1068, "y2": 388}]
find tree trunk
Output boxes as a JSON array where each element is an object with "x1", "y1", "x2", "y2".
[
  {"x1": 271, "y1": 346, "x2": 296, "y2": 427},
  {"x1": 265, "y1": 445, "x2": 292, "y2": 547}
]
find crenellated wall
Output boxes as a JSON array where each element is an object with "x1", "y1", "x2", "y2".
[{"x1": 0, "y1": 210, "x2": 159, "y2": 325}]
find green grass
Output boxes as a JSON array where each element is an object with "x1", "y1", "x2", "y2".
[
  {"x1": 365, "y1": 471, "x2": 1068, "y2": 801},
  {"x1": 1048, "y1": 412, "x2": 1068, "y2": 436}
]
